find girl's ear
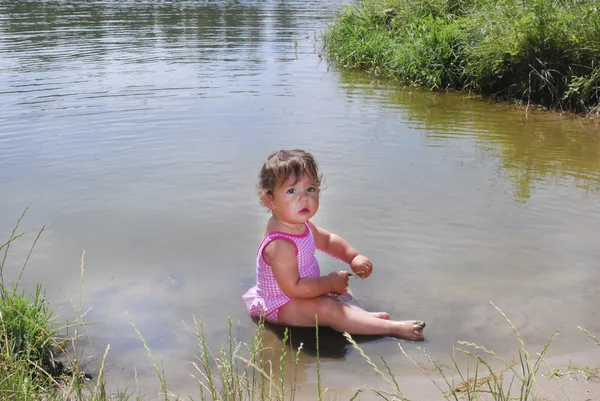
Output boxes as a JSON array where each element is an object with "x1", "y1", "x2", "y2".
[{"x1": 262, "y1": 194, "x2": 275, "y2": 210}]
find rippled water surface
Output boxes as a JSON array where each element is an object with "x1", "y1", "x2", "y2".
[{"x1": 1, "y1": 0, "x2": 600, "y2": 398}]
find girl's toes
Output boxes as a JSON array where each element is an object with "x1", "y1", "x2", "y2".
[
  {"x1": 412, "y1": 330, "x2": 425, "y2": 341},
  {"x1": 414, "y1": 321, "x2": 426, "y2": 332},
  {"x1": 393, "y1": 321, "x2": 426, "y2": 341}
]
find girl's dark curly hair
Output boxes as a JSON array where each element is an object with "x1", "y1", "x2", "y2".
[{"x1": 258, "y1": 149, "x2": 323, "y2": 208}]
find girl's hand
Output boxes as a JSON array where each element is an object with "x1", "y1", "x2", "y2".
[
  {"x1": 327, "y1": 271, "x2": 349, "y2": 294},
  {"x1": 351, "y1": 255, "x2": 373, "y2": 278}
]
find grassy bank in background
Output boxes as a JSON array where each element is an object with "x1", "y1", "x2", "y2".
[
  {"x1": 1, "y1": 212, "x2": 599, "y2": 400},
  {"x1": 322, "y1": 0, "x2": 600, "y2": 115}
]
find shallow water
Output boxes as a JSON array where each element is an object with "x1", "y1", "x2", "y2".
[{"x1": 1, "y1": 0, "x2": 599, "y2": 398}]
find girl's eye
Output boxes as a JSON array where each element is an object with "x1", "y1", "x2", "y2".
[
  {"x1": 307, "y1": 187, "x2": 316, "y2": 193},
  {"x1": 286, "y1": 188, "x2": 296, "y2": 194}
]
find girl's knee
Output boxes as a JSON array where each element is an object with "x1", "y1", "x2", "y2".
[
  {"x1": 279, "y1": 296, "x2": 346, "y2": 326},
  {"x1": 313, "y1": 296, "x2": 345, "y2": 321}
]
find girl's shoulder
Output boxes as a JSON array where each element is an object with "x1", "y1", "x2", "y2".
[
  {"x1": 264, "y1": 219, "x2": 309, "y2": 238},
  {"x1": 259, "y1": 221, "x2": 310, "y2": 256},
  {"x1": 259, "y1": 231, "x2": 300, "y2": 263}
]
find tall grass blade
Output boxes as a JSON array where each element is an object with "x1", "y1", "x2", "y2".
[
  {"x1": 15, "y1": 225, "x2": 45, "y2": 289},
  {"x1": 279, "y1": 327, "x2": 288, "y2": 401},
  {"x1": 127, "y1": 313, "x2": 168, "y2": 401},
  {"x1": 1, "y1": 204, "x2": 30, "y2": 289},
  {"x1": 578, "y1": 326, "x2": 600, "y2": 347},
  {"x1": 316, "y1": 317, "x2": 323, "y2": 401}
]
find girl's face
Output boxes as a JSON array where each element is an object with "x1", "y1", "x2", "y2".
[{"x1": 266, "y1": 173, "x2": 320, "y2": 226}]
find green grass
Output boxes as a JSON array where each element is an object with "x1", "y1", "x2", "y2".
[
  {"x1": 0, "y1": 210, "x2": 131, "y2": 400},
  {"x1": 0, "y1": 207, "x2": 58, "y2": 396},
  {"x1": 322, "y1": 0, "x2": 600, "y2": 114},
  {"x1": 0, "y1": 283, "x2": 58, "y2": 373}
]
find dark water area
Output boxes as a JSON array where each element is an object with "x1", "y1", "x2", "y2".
[{"x1": 1, "y1": 0, "x2": 599, "y2": 398}]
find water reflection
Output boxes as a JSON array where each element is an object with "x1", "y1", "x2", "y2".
[
  {"x1": 1, "y1": 1, "x2": 268, "y2": 67},
  {"x1": 337, "y1": 71, "x2": 600, "y2": 201},
  {"x1": 254, "y1": 317, "x2": 385, "y2": 359}
]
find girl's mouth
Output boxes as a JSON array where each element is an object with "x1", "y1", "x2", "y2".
[{"x1": 299, "y1": 208, "x2": 310, "y2": 214}]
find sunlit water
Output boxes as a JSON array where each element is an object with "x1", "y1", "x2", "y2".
[{"x1": 1, "y1": 0, "x2": 599, "y2": 398}]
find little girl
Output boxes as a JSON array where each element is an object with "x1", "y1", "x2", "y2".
[{"x1": 243, "y1": 149, "x2": 425, "y2": 341}]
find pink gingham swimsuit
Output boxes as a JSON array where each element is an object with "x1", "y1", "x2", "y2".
[{"x1": 242, "y1": 223, "x2": 321, "y2": 322}]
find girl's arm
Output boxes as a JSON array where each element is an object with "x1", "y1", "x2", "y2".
[
  {"x1": 264, "y1": 239, "x2": 348, "y2": 298},
  {"x1": 307, "y1": 220, "x2": 373, "y2": 278}
]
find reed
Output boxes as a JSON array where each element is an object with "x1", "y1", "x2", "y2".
[
  {"x1": 187, "y1": 316, "x2": 310, "y2": 401},
  {"x1": 343, "y1": 332, "x2": 408, "y2": 400},
  {"x1": 578, "y1": 326, "x2": 600, "y2": 347}
]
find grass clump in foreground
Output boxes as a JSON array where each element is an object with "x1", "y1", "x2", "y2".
[
  {"x1": 0, "y1": 209, "x2": 127, "y2": 400},
  {"x1": 322, "y1": 0, "x2": 600, "y2": 114},
  {"x1": 2, "y1": 211, "x2": 600, "y2": 400},
  {"x1": 0, "y1": 210, "x2": 59, "y2": 396}
]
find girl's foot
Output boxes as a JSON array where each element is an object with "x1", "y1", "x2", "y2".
[
  {"x1": 391, "y1": 320, "x2": 426, "y2": 341},
  {"x1": 369, "y1": 312, "x2": 390, "y2": 320}
]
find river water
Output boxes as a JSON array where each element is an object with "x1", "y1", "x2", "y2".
[{"x1": 1, "y1": 0, "x2": 599, "y2": 399}]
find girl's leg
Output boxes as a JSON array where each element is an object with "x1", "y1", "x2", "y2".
[
  {"x1": 277, "y1": 295, "x2": 425, "y2": 341},
  {"x1": 335, "y1": 293, "x2": 390, "y2": 319}
]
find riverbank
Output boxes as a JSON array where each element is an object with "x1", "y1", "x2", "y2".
[
  {"x1": 2, "y1": 291, "x2": 600, "y2": 400},
  {"x1": 322, "y1": 0, "x2": 600, "y2": 115},
  {"x1": 2, "y1": 223, "x2": 599, "y2": 400}
]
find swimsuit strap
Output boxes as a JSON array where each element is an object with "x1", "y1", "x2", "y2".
[{"x1": 257, "y1": 223, "x2": 310, "y2": 257}]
